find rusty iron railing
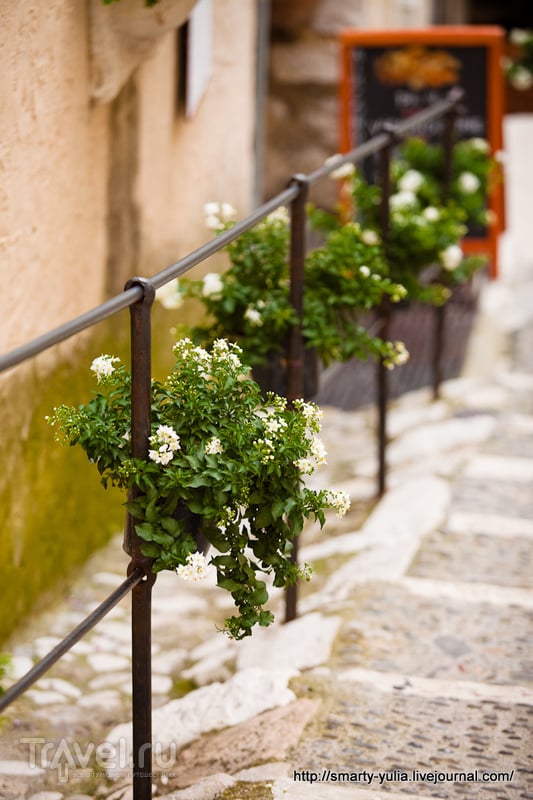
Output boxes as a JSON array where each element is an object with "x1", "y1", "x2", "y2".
[{"x1": 0, "y1": 88, "x2": 465, "y2": 800}]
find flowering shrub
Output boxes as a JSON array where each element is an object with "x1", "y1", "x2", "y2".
[
  {"x1": 504, "y1": 29, "x2": 533, "y2": 90},
  {"x1": 393, "y1": 136, "x2": 497, "y2": 234},
  {"x1": 48, "y1": 340, "x2": 351, "y2": 640},
  {"x1": 324, "y1": 137, "x2": 493, "y2": 304},
  {"x1": 159, "y1": 205, "x2": 409, "y2": 370}
]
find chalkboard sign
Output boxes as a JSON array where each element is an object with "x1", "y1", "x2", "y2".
[{"x1": 340, "y1": 27, "x2": 504, "y2": 276}]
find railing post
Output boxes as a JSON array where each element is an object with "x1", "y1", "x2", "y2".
[
  {"x1": 376, "y1": 128, "x2": 395, "y2": 497},
  {"x1": 433, "y1": 88, "x2": 463, "y2": 400},
  {"x1": 285, "y1": 174, "x2": 309, "y2": 623},
  {"x1": 124, "y1": 276, "x2": 156, "y2": 800}
]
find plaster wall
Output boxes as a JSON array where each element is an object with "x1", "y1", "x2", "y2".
[
  {"x1": 136, "y1": 0, "x2": 258, "y2": 276},
  {"x1": 0, "y1": 0, "x2": 259, "y2": 642},
  {"x1": 0, "y1": 1, "x2": 110, "y2": 355},
  {"x1": 264, "y1": 0, "x2": 433, "y2": 204}
]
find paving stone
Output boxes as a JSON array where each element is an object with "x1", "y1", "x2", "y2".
[
  {"x1": 152, "y1": 675, "x2": 173, "y2": 695},
  {"x1": 236, "y1": 612, "x2": 341, "y2": 673},
  {"x1": 88, "y1": 672, "x2": 132, "y2": 691},
  {"x1": 160, "y1": 699, "x2": 318, "y2": 791},
  {"x1": 77, "y1": 690, "x2": 123, "y2": 709},
  {"x1": 386, "y1": 415, "x2": 496, "y2": 467},
  {"x1": 290, "y1": 674, "x2": 532, "y2": 799},
  {"x1": 463, "y1": 454, "x2": 533, "y2": 482},
  {"x1": 451, "y1": 476, "x2": 533, "y2": 520},
  {"x1": 163, "y1": 773, "x2": 235, "y2": 799},
  {"x1": 105, "y1": 668, "x2": 297, "y2": 773},
  {"x1": 445, "y1": 511, "x2": 533, "y2": 539},
  {"x1": 34, "y1": 679, "x2": 82, "y2": 700},
  {"x1": 27, "y1": 793, "x2": 64, "y2": 800},
  {"x1": 408, "y1": 530, "x2": 533, "y2": 588},
  {"x1": 271, "y1": 780, "x2": 421, "y2": 799},
  {"x1": 0, "y1": 761, "x2": 45, "y2": 776},
  {"x1": 2, "y1": 263, "x2": 533, "y2": 800},
  {"x1": 233, "y1": 762, "x2": 291, "y2": 782},
  {"x1": 24, "y1": 691, "x2": 68, "y2": 706},
  {"x1": 334, "y1": 582, "x2": 533, "y2": 685},
  {"x1": 306, "y1": 477, "x2": 450, "y2": 605},
  {"x1": 336, "y1": 667, "x2": 533, "y2": 705},
  {"x1": 86, "y1": 653, "x2": 130, "y2": 672}
]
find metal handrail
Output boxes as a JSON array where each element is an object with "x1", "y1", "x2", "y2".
[{"x1": 0, "y1": 88, "x2": 465, "y2": 800}]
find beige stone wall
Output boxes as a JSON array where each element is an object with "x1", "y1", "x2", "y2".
[
  {"x1": 0, "y1": 2, "x2": 110, "y2": 354},
  {"x1": 0, "y1": 0, "x2": 258, "y2": 353},
  {"x1": 0, "y1": 0, "x2": 258, "y2": 642},
  {"x1": 136, "y1": 0, "x2": 258, "y2": 277},
  {"x1": 264, "y1": 0, "x2": 434, "y2": 206}
]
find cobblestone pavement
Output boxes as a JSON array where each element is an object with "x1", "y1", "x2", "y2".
[
  {"x1": 1, "y1": 261, "x2": 532, "y2": 800},
  {"x1": 2, "y1": 208, "x2": 533, "y2": 800}
]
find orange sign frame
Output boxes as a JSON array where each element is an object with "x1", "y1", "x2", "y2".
[{"x1": 339, "y1": 26, "x2": 505, "y2": 278}]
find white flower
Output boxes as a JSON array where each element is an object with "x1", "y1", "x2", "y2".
[
  {"x1": 310, "y1": 437, "x2": 327, "y2": 467},
  {"x1": 294, "y1": 457, "x2": 314, "y2": 475},
  {"x1": 390, "y1": 283, "x2": 407, "y2": 303},
  {"x1": 299, "y1": 563, "x2": 313, "y2": 581},
  {"x1": 458, "y1": 171, "x2": 481, "y2": 194},
  {"x1": 511, "y1": 66, "x2": 533, "y2": 91},
  {"x1": 205, "y1": 214, "x2": 222, "y2": 230},
  {"x1": 155, "y1": 425, "x2": 181, "y2": 450},
  {"x1": 266, "y1": 207, "x2": 289, "y2": 224},
  {"x1": 148, "y1": 425, "x2": 181, "y2": 464},
  {"x1": 220, "y1": 202, "x2": 237, "y2": 221},
  {"x1": 294, "y1": 399, "x2": 323, "y2": 432},
  {"x1": 244, "y1": 307, "x2": 263, "y2": 326},
  {"x1": 205, "y1": 437, "x2": 223, "y2": 455},
  {"x1": 176, "y1": 552, "x2": 209, "y2": 582},
  {"x1": 392, "y1": 341, "x2": 410, "y2": 366},
  {"x1": 325, "y1": 490, "x2": 351, "y2": 517},
  {"x1": 149, "y1": 448, "x2": 174, "y2": 465},
  {"x1": 440, "y1": 244, "x2": 464, "y2": 271},
  {"x1": 90, "y1": 355, "x2": 120, "y2": 383},
  {"x1": 264, "y1": 414, "x2": 287, "y2": 437},
  {"x1": 510, "y1": 28, "x2": 530, "y2": 46},
  {"x1": 203, "y1": 201, "x2": 237, "y2": 230},
  {"x1": 325, "y1": 154, "x2": 355, "y2": 180},
  {"x1": 156, "y1": 279, "x2": 183, "y2": 310},
  {"x1": 212, "y1": 338, "x2": 242, "y2": 370},
  {"x1": 361, "y1": 229, "x2": 380, "y2": 246},
  {"x1": 389, "y1": 190, "x2": 417, "y2": 210},
  {"x1": 483, "y1": 209, "x2": 498, "y2": 226},
  {"x1": 359, "y1": 265, "x2": 371, "y2": 278},
  {"x1": 469, "y1": 137, "x2": 489, "y2": 153},
  {"x1": 202, "y1": 272, "x2": 223, "y2": 297},
  {"x1": 204, "y1": 202, "x2": 220, "y2": 217},
  {"x1": 382, "y1": 340, "x2": 409, "y2": 370},
  {"x1": 398, "y1": 169, "x2": 424, "y2": 193},
  {"x1": 423, "y1": 206, "x2": 440, "y2": 221}
]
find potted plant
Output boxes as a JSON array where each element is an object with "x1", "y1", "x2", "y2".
[
  {"x1": 158, "y1": 204, "x2": 410, "y2": 394},
  {"x1": 47, "y1": 338, "x2": 350, "y2": 640}
]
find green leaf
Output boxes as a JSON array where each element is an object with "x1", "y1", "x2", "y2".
[
  {"x1": 135, "y1": 522, "x2": 154, "y2": 541},
  {"x1": 217, "y1": 577, "x2": 244, "y2": 593},
  {"x1": 125, "y1": 500, "x2": 144, "y2": 518},
  {"x1": 255, "y1": 506, "x2": 272, "y2": 528},
  {"x1": 272, "y1": 500, "x2": 284, "y2": 520},
  {"x1": 140, "y1": 542, "x2": 161, "y2": 558},
  {"x1": 249, "y1": 582, "x2": 268, "y2": 605},
  {"x1": 185, "y1": 475, "x2": 211, "y2": 488}
]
